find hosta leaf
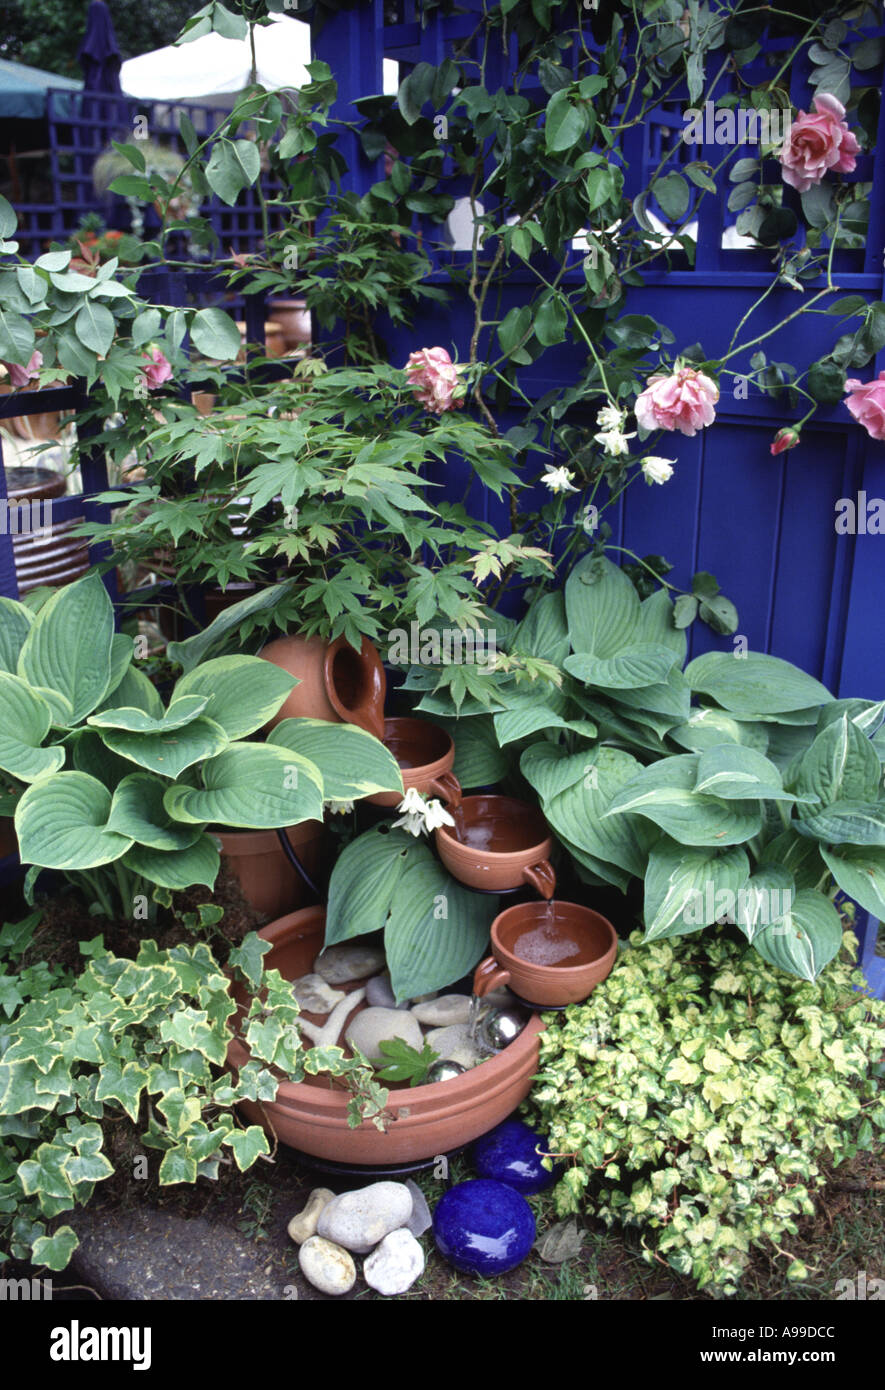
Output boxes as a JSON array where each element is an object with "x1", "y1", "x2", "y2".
[
  {"x1": 565, "y1": 554, "x2": 639, "y2": 657},
  {"x1": 794, "y1": 715, "x2": 882, "y2": 811},
  {"x1": 173, "y1": 656, "x2": 297, "y2": 739},
  {"x1": 93, "y1": 662, "x2": 164, "y2": 719},
  {"x1": 732, "y1": 865, "x2": 794, "y2": 943},
  {"x1": 383, "y1": 847, "x2": 493, "y2": 1001},
  {"x1": 820, "y1": 843, "x2": 885, "y2": 920},
  {"x1": 0, "y1": 597, "x2": 34, "y2": 673},
  {"x1": 17, "y1": 573, "x2": 115, "y2": 724},
  {"x1": 97, "y1": 716, "x2": 229, "y2": 778},
  {"x1": 669, "y1": 708, "x2": 769, "y2": 753},
  {"x1": 758, "y1": 831, "x2": 826, "y2": 890},
  {"x1": 267, "y1": 718, "x2": 403, "y2": 800},
  {"x1": 643, "y1": 842, "x2": 749, "y2": 940},
  {"x1": 526, "y1": 744, "x2": 654, "y2": 883},
  {"x1": 325, "y1": 826, "x2": 411, "y2": 947},
  {"x1": 694, "y1": 743, "x2": 814, "y2": 803},
  {"x1": 604, "y1": 754, "x2": 763, "y2": 846},
  {"x1": 88, "y1": 694, "x2": 210, "y2": 734},
  {"x1": 437, "y1": 714, "x2": 510, "y2": 789},
  {"x1": 107, "y1": 773, "x2": 206, "y2": 849},
  {"x1": 795, "y1": 801, "x2": 885, "y2": 847},
  {"x1": 752, "y1": 889, "x2": 842, "y2": 982},
  {"x1": 162, "y1": 743, "x2": 324, "y2": 828},
  {"x1": 15, "y1": 771, "x2": 132, "y2": 870},
  {"x1": 685, "y1": 651, "x2": 832, "y2": 716},
  {"x1": 0, "y1": 672, "x2": 64, "y2": 782},
  {"x1": 565, "y1": 644, "x2": 680, "y2": 691},
  {"x1": 122, "y1": 836, "x2": 217, "y2": 891}
]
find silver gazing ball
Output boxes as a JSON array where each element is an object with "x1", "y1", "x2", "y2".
[
  {"x1": 427, "y1": 1059, "x2": 466, "y2": 1084},
  {"x1": 477, "y1": 1006, "x2": 529, "y2": 1054}
]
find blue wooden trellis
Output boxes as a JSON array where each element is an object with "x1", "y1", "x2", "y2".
[{"x1": 1, "y1": 3, "x2": 883, "y2": 993}]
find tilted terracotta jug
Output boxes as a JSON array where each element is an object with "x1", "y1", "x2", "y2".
[{"x1": 259, "y1": 633, "x2": 386, "y2": 740}]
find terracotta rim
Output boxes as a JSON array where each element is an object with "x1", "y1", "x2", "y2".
[{"x1": 227, "y1": 906, "x2": 546, "y2": 1115}]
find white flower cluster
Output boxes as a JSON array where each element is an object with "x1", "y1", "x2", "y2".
[
  {"x1": 392, "y1": 787, "x2": 456, "y2": 837},
  {"x1": 594, "y1": 404, "x2": 636, "y2": 457}
]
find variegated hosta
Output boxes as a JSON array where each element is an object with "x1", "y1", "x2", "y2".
[
  {"x1": 527, "y1": 929, "x2": 885, "y2": 1294},
  {"x1": 0, "y1": 574, "x2": 403, "y2": 916},
  {"x1": 411, "y1": 554, "x2": 885, "y2": 982}
]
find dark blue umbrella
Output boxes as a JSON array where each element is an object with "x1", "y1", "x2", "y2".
[{"x1": 77, "y1": 0, "x2": 122, "y2": 94}]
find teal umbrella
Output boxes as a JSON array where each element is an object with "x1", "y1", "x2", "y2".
[{"x1": 0, "y1": 58, "x2": 82, "y2": 120}]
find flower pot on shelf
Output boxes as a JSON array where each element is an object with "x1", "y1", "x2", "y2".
[
  {"x1": 226, "y1": 906, "x2": 545, "y2": 1165},
  {"x1": 3, "y1": 468, "x2": 90, "y2": 595},
  {"x1": 217, "y1": 822, "x2": 327, "y2": 919},
  {"x1": 259, "y1": 633, "x2": 386, "y2": 740},
  {"x1": 266, "y1": 299, "x2": 311, "y2": 351}
]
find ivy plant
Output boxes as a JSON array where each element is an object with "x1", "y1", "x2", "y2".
[
  {"x1": 0, "y1": 914, "x2": 385, "y2": 1271},
  {"x1": 526, "y1": 927, "x2": 885, "y2": 1295}
]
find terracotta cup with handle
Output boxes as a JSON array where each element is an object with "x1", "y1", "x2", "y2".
[
  {"x1": 473, "y1": 899, "x2": 618, "y2": 1007},
  {"x1": 435, "y1": 794, "x2": 555, "y2": 897}
]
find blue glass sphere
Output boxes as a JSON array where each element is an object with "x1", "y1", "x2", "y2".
[
  {"x1": 433, "y1": 1179, "x2": 535, "y2": 1276},
  {"x1": 472, "y1": 1118, "x2": 561, "y2": 1195}
]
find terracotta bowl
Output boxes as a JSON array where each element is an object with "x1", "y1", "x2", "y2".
[
  {"x1": 259, "y1": 633, "x2": 386, "y2": 741},
  {"x1": 435, "y1": 794, "x2": 555, "y2": 897},
  {"x1": 367, "y1": 716, "x2": 462, "y2": 809},
  {"x1": 226, "y1": 906, "x2": 545, "y2": 1164},
  {"x1": 217, "y1": 822, "x2": 326, "y2": 919},
  {"x1": 475, "y1": 900, "x2": 618, "y2": 1006}
]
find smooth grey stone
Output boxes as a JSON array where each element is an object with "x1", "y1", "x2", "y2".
[
  {"x1": 314, "y1": 944, "x2": 386, "y2": 985},
  {"x1": 292, "y1": 974, "x2": 345, "y2": 1015},
  {"x1": 298, "y1": 1236, "x2": 356, "y2": 1295},
  {"x1": 365, "y1": 971, "x2": 410, "y2": 1010},
  {"x1": 411, "y1": 994, "x2": 472, "y2": 1027},
  {"x1": 363, "y1": 1228, "x2": 425, "y2": 1296},
  {"x1": 345, "y1": 1007, "x2": 424, "y2": 1064},
  {"x1": 317, "y1": 1182, "x2": 413, "y2": 1255}
]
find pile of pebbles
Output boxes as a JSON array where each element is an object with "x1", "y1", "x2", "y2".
[
  {"x1": 289, "y1": 1180, "x2": 432, "y2": 1296},
  {"x1": 291, "y1": 942, "x2": 518, "y2": 1074}
]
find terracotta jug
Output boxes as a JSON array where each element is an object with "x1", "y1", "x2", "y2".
[
  {"x1": 259, "y1": 633, "x2": 386, "y2": 740},
  {"x1": 368, "y1": 717, "x2": 462, "y2": 809}
]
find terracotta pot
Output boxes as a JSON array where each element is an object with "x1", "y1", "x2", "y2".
[
  {"x1": 3, "y1": 468, "x2": 90, "y2": 595},
  {"x1": 435, "y1": 794, "x2": 556, "y2": 898},
  {"x1": 266, "y1": 299, "x2": 311, "y2": 350},
  {"x1": 367, "y1": 716, "x2": 462, "y2": 809},
  {"x1": 259, "y1": 633, "x2": 386, "y2": 741},
  {"x1": 226, "y1": 906, "x2": 546, "y2": 1164},
  {"x1": 474, "y1": 900, "x2": 618, "y2": 1007},
  {"x1": 217, "y1": 822, "x2": 326, "y2": 919}
]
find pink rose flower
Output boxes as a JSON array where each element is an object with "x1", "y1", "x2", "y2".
[
  {"x1": 770, "y1": 427, "x2": 800, "y2": 455},
  {"x1": 141, "y1": 346, "x2": 173, "y2": 390},
  {"x1": 844, "y1": 373, "x2": 885, "y2": 442},
  {"x1": 778, "y1": 93, "x2": 860, "y2": 193},
  {"x1": 635, "y1": 366, "x2": 719, "y2": 437},
  {"x1": 2, "y1": 350, "x2": 42, "y2": 388},
  {"x1": 404, "y1": 346, "x2": 465, "y2": 415}
]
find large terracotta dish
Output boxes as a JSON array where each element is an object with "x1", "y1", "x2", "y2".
[{"x1": 226, "y1": 906, "x2": 545, "y2": 1164}]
